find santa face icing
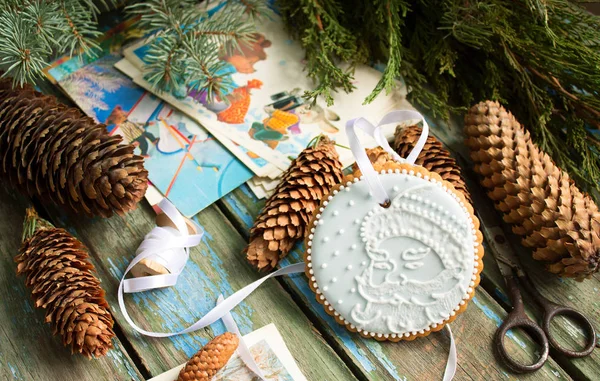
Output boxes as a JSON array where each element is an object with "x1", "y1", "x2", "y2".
[{"x1": 306, "y1": 168, "x2": 480, "y2": 339}]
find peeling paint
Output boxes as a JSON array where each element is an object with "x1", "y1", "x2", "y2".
[
  {"x1": 222, "y1": 191, "x2": 254, "y2": 229},
  {"x1": 471, "y1": 297, "x2": 527, "y2": 349}
]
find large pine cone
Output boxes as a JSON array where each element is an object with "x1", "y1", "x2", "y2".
[
  {"x1": 177, "y1": 332, "x2": 239, "y2": 381},
  {"x1": 0, "y1": 78, "x2": 147, "y2": 217},
  {"x1": 465, "y1": 101, "x2": 600, "y2": 279},
  {"x1": 245, "y1": 136, "x2": 343, "y2": 271},
  {"x1": 16, "y1": 208, "x2": 115, "y2": 357}
]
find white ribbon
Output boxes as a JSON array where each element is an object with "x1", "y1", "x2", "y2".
[
  {"x1": 346, "y1": 110, "x2": 429, "y2": 205},
  {"x1": 119, "y1": 110, "x2": 455, "y2": 381},
  {"x1": 121, "y1": 199, "x2": 204, "y2": 293},
  {"x1": 444, "y1": 325, "x2": 457, "y2": 381},
  {"x1": 218, "y1": 295, "x2": 266, "y2": 380}
]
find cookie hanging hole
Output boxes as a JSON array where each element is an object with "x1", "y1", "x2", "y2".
[{"x1": 380, "y1": 199, "x2": 391, "y2": 208}]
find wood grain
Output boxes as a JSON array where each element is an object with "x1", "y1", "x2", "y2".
[
  {"x1": 0, "y1": 184, "x2": 143, "y2": 381},
  {"x1": 426, "y1": 113, "x2": 600, "y2": 381},
  {"x1": 42, "y1": 200, "x2": 356, "y2": 380},
  {"x1": 218, "y1": 185, "x2": 572, "y2": 380}
]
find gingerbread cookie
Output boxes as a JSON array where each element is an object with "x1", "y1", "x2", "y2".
[{"x1": 305, "y1": 162, "x2": 484, "y2": 341}]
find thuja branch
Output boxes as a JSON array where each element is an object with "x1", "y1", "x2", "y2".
[{"x1": 278, "y1": 0, "x2": 600, "y2": 197}]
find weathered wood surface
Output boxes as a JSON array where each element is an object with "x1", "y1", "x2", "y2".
[
  {"x1": 1, "y1": 81, "x2": 597, "y2": 381},
  {"x1": 0, "y1": 184, "x2": 143, "y2": 381},
  {"x1": 425, "y1": 115, "x2": 600, "y2": 381},
  {"x1": 42, "y1": 200, "x2": 356, "y2": 380},
  {"x1": 218, "y1": 186, "x2": 571, "y2": 381}
]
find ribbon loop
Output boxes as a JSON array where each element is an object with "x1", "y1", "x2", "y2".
[{"x1": 346, "y1": 110, "x2": 430, "y2": 205}]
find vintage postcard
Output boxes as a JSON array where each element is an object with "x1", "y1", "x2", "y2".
[
  {"x1": 149, "y1": 324, "x2": 306, "y2": 381},
  {"x1": 125, "y1": 14, "x2": 415, "y2": 172},
  {"x1": 53, "y1": 54, "x2": 253, "y2": 216},
  {"x1": 115, "y1": 58, "x2": 280, "y2": 178},
  {"x1": 140, "y1": 102, "x2": 254, "y2": 216}
]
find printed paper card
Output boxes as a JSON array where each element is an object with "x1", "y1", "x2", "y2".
[
  {"x1": 124, "y1": 15, "x2": 415, "y2": 171},
  {"x1": 115, "y1": 58, "x2": 280, "y2": 178},
  {"x1": 53, "y1": 54, "x2": 253, "y2": 216},
  {"x1": 149, "y1": 324, "x2": 306, "y2": 381}
]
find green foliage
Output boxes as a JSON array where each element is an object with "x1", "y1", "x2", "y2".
[
  {"x1": 0, "y1": 0, "x2": 116, "y2": 86},
  {"x1": 277, "y1": 0, "x2": 600, "y2": 196},
  {"x1": 126, "y1": 0, "x2": 269, "y2": 102}
]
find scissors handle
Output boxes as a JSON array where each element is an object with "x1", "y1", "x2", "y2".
[
  {"x1": 495, "y1": 276, "x2": 550, "y2": 373},
  {"x1": 518, "y1": 275, "x2": 598, "y2": 357}
]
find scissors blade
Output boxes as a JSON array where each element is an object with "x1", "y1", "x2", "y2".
[{"x1": 472, "y1": 204, "x2": 524, "y2": 279}]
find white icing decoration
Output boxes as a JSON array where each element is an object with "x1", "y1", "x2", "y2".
[{"x1": 310, "y1": 172, "x2": 478, "y2": 336}]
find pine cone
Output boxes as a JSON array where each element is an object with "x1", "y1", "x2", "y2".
[
  {"x1": 0, "y1": 78, "x2": 147, "y2": 217},
  {"x1": 393, "y1": 125, "x2": 471, "y2": 203},
  {"x1": 177, "y1": 332, "x2": 239, "y2": 381},
  {"x1": 245, "y1": 136, "x2": 343, "y2": 271},
  {"x1": 465, "y1": 101, "x2": 600, "y2": 279},
  {"x1": 351, "y1": 126, "x2": 471, "y2": 203},
  {"x1": 15, "y1": 208, "x2": 115, "y2": 357}
]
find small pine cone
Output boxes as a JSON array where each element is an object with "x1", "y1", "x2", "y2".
[
  {"x1": 0, "y1": 78, "x2": 147, "y2": 217},
  {"x1": 393, "y1": 125, "x2": 471, "y2": 203},
  {"x1": 350, "y1": 126, "x2": 471, "y2": 203},
  {"x1": 177, "y1": 332, "x2": 239, "y2": 381},
  {"x1": 245, "y1": 136, "x2": 343, "y2": 271},
  {"x1": 465, "y1": 101, "x2": 600, "y2": 279},
  {"x1": 15, "y1": 208, "x2": 115, "y2": 357}
]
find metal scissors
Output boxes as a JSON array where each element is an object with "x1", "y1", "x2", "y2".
[{"x1": 482, "y1": 223, "x2": 597, "y2": 373}]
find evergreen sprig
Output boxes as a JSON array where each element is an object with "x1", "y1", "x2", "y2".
[
  {"x1": 0, "y1": 0, "x2": 115, "y2": 86},
  {"x1": 127, "y1": 0, "x2": 269, "y2": 102},
  {"x1": 277, "y1": 0, "x2": 600, "y2": 197}
]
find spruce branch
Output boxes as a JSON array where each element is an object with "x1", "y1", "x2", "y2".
[
  {"x1": 0, "y1": 0, "x2": 117, "y2": 86},
  {"x1": 127, "y1": 0, "x2": 268, "y2": 102}
]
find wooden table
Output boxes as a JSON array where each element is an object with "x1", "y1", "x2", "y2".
[{"x1": 1, "y1": 85, "x2": 599, "y2": 381}]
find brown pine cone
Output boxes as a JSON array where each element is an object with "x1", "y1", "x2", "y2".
[
  {"x1": 0, "y1": 78, "x2": 147, "y2": 217},
  {"x1": 245, "y1": 136, "x2": 343, "y2": 271},
  {"x1": 465, "y1": 101, "x2": 600, "y2": 279},
  {"x1": 15, "y1": 208, "x2": 115, "y2": 357},
  {"x1": 177, "y1": 332, "x2": 239, "y2": 381},
  {"x1": 393, "y1": 125, "x2": 471, "y2": 203},
  {"x1": 350, "y1": 126, "x2": 471, "y2": 203}
]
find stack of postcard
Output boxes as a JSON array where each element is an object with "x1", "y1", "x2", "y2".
[{"x1": 46, "y1": 10, "x2": 416, "y2": 216}]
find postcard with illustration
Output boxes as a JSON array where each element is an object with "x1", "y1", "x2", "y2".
[
  {"x1": 149, "y1": 324, "x2": 306, "y2": 381},
  {"x1": 124, "y1": 14, "x2": 415, "y2": 171},
  {"x1": 115, "y1": 58, "x2": 280, "y2": 178},
  {"x1": 141, "y1": 102, "x2": 253, "y2": 216},
  {"x1": 54, "y1": 54, "x2": 253, "y2": 216}
]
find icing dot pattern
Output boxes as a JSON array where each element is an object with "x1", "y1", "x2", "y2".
[{"x1": 306, "y1": 170, "x2": 481, "y2": 338}]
